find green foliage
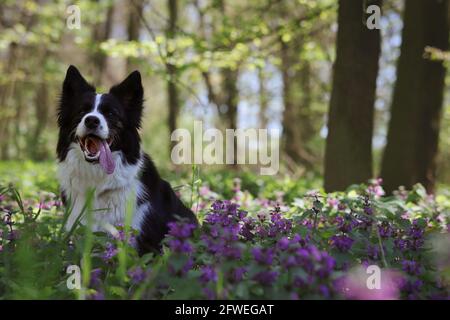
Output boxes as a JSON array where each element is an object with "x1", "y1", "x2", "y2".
[{"x1": 0, "y1": 162, "x2": 449, "y2": 299}]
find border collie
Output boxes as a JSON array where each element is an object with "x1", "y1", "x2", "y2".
[{"x1": 56, "y1": 65, "x2": 197, "y2": 254}]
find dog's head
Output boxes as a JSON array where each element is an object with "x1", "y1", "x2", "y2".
[{"x1": 57, "y1": 65, "x2": 144, "y2": 173}]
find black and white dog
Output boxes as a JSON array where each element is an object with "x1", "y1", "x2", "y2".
[{"x1": 57, "y1": 65, "x2": 197, "y2": 254}]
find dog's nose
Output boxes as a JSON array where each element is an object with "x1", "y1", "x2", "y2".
[{"x1": 84, "y1": 116, "x2": 100, "y2": 129}]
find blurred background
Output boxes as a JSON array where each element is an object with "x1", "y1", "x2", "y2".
[{"x1": 0, "y1": 0, "x2": 449, "y2": 194}]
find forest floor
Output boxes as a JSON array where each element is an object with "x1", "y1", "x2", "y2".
[{"x1": 0, "y1": 161, "x2": 449, "y2": 299}]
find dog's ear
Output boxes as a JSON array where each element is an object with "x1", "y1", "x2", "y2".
[
  {"x1": 58, "y1": 66, "x2": 94, "y2": 128},
  {"x1": 62, "y1": 65, "x2": 94, "y2": 96},
  {"x1": 109, "y1": 71, "x2": 144, "y2": 127}
]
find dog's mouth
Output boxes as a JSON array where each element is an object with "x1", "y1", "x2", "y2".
[{"x1": 78, "y1": 135, "x2": 115, "y2": 174}]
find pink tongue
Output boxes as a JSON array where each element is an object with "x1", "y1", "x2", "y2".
[{"x1": 99, "y1": 140, "x2": 115, "y2": 174}]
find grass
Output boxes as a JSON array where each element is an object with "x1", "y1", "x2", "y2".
[{"x1": 0, "y1": 161, "x2": 449, "y2": 300}]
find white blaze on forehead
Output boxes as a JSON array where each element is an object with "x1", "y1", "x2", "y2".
[
  {"x1": 75, "y1": 93, "x2": 109, "y2": 139},
  {"x1": 94, "y1": 94, "x2": 102, "y2": 111}
]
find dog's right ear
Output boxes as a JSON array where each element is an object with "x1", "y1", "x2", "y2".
[{"x1": 62, "y1": 65, "x2": 95, "y2": 95}]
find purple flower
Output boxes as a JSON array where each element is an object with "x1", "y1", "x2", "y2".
[
  {"x1": 240, "y1": 217, "x2": 255, "y2": 241},
  {"x1": 128, "y1": 233, "x2": 137, "y2": 247},
  {"x1": 394, "y1": 238, "x2": 409, "y2": 252},
  {"x1": 168, "y1": 238, "x2": 193, "y2": 253},
  {"x1": 327, "y1": 198, "x2": 340, "y2": 210},
  {"x1": 251, "y1": 247, "x2": 275, "y2": 265},
  {"x1": 268, "y1": 210, "x2": 292, "y2": 236},
  {"x1": 38, "y1": 202, "x2": 52, "y2": 210},
  {"x1": 316, "y1": 255, "x2": 336, "y2": 278},
  {"x1": 199, "y1": 186, "x2": 211, "y2": 197},
  {"x1": 200, "y1": 265, "x2": 217, "y2": 283},
  {"x1": 282, "y1": 255, "x2": 297, "y2": 269},
  {"x1": 367, "y1": 245, "x2": 380, "y2": 260},
  {"x1": 253, "y1": 271, "x2": 278, "y2": 286},
  {"x1": 255, "y1": 226, "x2": 268, "y2": 238},
  {"x1": 330, "y1": 235, "x2": 354, "y2": 252},
  {"x1": 222, "y1": 245, "x2": 242, "y2": 260},
  {"x1": 231, "y1": 267, "x2": 247, "y2": 282},
  {"x1": 277, "y1": 237, "x2": 290, "y2": 250},
  {"x1": 182, "y1": 258, "x2": 194, "y2": 274},
  {"x1": 7, "y1": 230, "x2": 18, "y2": 241},
  {"x1": 90, "y1": 268, "x2": 102, "y2": 287},
  {"x1": 410, "y1": 239, "x2": 425, "y2": 250},
  {"x1": 293, "y1": 276, "x2": 308, "y2": 288},
  {"x1": 53, "y1": 200, "x2": 63, "y2": 208},
  {"x1": 168, "y1": 222, "x2": 197, "y2": 239},
  {"x1": 408, "y1": 220, "x2": 425, "y2": 240},
  {"x1": 335, "y1": 215, "x2": 358, "y2": 233},
  {"x1": 103, "y1": 242, "x2": 118, "y2": 261},
  {"x1": 319, "y1": 285, "x2": 331, "y2": 298},
  {"x1": 396, "y1": 220, "x2": 426, "y2": 251},
  {"x1": 291, "y1": 233, "x2": 310, "y2": 246},
  {"x1": 166, "y1": 221, "x2": 197, "y2": 254},
  {"x1": 400, "y1": 279, "x2": 423, "y2": 299},
  {"x1": 401, "y1": 260, "x2": 421, "y2": 275},
  {"x1": 367, "y1": 179, "x2": 385, "y2": 197},
  {"x1": 378, "y1": 222, "x2": 394, "y2": 238},
  {"x1": 128, "y1": 266, "x2": 147, "y2": 284},
  {"x1": 113, "y1": 229, "x2": 126, "y2": 241}
]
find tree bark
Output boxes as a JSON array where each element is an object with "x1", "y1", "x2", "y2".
[
  {"x1": 281, "y1": 39, "x2": 305, "y2": 166},
  {"x1": 221, "y1": 67, "x2": 239, "y2": 166},
  {"x1": 257, "y1": 66, "x2": 269, "y2": 129},
  {"x1": 280, "y1": 37, "x2": 316, "y2": 169},
  {"x1": 222, "y1": 68, "x2": 239, "y2": 131},
  {"x1": 30, "y1": 81, "x2": 49, "y2": 160},
  {"x1": 0, "y1": 42, "x2": 19, "y2": 160},
  {"x1": 381, "y1": 0, "x2": 449, "y2": 194},
  {"x1": 127, "y1": 0, "x2": 142, "y2": 70},
  {"x1": 298, "y1": 61, "x2": 314, "y2": 145},
  {"x1": 91, "y1": 3, "x2": 114, "y2": 84},
  {"x1": 324, "y1": 0, "x2": 382, "y2": 192},
  {"x1": 167, "y1": 0, "x2": 180, "y2": 153}
]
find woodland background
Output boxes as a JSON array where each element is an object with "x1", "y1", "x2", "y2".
[{"x1": 1, "y1": 0, "x2": 450, "y2": 194}]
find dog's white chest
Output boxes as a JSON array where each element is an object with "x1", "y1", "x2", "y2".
[{"x1": 58, "y1": 144, "x2": 146, "y2": 231}]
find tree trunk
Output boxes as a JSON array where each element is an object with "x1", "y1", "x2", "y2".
[
  {"x1": 221, "y1": 67, "x2": 239, "y2": 166},
  {"x1": 324, "y1": 0, "x2": 382, "y2": 192},
  {"x1": 91, "y1": 3, "x2": 114, "y2": 84},
  {"x1": 0, "y1": 42, "x2": 19, "y2": 160},
  {"x1": 167, "y1": 0, "x2": 180, "y2": 153},
  {"x1": 381, "y1": 0, "x2": 449, "y2": 194},
  {"x1": 30, "y1": 81, "x2": 49, "y2": 160},
  {"x1": 127, "y1": 0, "x2": 142, "y2": 70},
  {"x1": 222, "y1": 68, "x2": 239, "y2": 131},
  {"x1": 281, "y1": 39, "x2": 304, "y2": 165},
  {"x1": 298, "y1": 61, "x2": 314, "y2": 145},
  {"x1": 257, "y1": 66, "x2": 269, "y2": 129}
]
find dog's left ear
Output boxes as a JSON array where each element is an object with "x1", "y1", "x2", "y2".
[{"x1": 110, "y1": 71, "x2": 144, "y2": 127}]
